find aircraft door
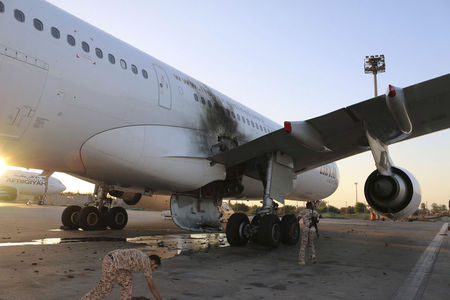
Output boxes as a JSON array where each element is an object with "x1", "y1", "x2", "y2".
[
  {"x1": 0, "y1": 47, "x2": 48, "y2": 139},
  {"x1": 153, "y1": 64, "x2": 172, "y2": 109}
]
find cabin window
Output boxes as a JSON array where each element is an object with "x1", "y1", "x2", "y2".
[
  {"x1": 95, "y1": 48, "x2": 103, "y2": 59},
  {"x1": 201, "y1": 97, "x2": 206, "y2": 105},
  {"x1": 237, "y1": 114, "x2": 241, "y2": 121},
  {"x1": 14, "y1": 9, "x2": 25, "y2": 23},
  {"x1": 108, "y1": 54, "x2": 116, "y2": 64},
  {"x1": 246, "y1": 118, "x2": 250, "y2": 125},
  {"x1": 51, "y1": 27, "x2": 60, "y2": 39},
  {"x1": 142, "y1": 69, "x2": 148, "y2": 79},
  {"x1": 231, "y1": 111, "x2": 236, "y2": 119},
  {"x1": 0, "y1": 2, "x2": 4, "y2": 13},
  {"x1": 67, "y1": 35, "x2": 76, "y2": 46},
  {"x1": 207, "y1": 100, "x2": 212, "y2": 108},
  {"x1": 226, "y1": 109, "x2": 231, "y2": 117},
  {"x1": 131, "y1": 64, "x2": 138, "y2": 75},
  {"x1": 194, "y1": 93, "x2": 199, "y2": 102},
  {"x1": 33, "y1": 19, "x2": 43, "y2": 31},
  {"x1": 251, "y1": 120, "x2": 255, "y2": 127},
  {"x1": 82, "y1": 41, "x2": 90, "y2": 53},
  {"x1": 120, "y1": 59, "x2": 127, "y2": 70}
]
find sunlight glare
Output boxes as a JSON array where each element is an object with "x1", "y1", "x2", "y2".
[{"x1": 0, "y1": 159, "x2": 7, "y2": 175}]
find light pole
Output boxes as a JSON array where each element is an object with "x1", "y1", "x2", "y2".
[
  {"x1": 364, "y1": 55, "x2": 385, "y2": 97},
  {"x1": 354, "y1": 182, "x2": 358, "y2": 206}
]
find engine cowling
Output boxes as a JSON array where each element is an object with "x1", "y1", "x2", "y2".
[
  {"x1": 0, "y1": 186, "x2": 18, "y2": 201},
  {"x1": 364, "y1": 167, "x2": 421, "y2": 219}
]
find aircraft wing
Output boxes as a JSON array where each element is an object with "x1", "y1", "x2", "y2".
[{"x1": 210, "y1": 73, "x2": 450, "y2": 173}]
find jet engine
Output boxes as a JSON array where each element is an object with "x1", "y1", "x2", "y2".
[
  {"x1": 0, "y1": 186, "x2": 18, "y2": 201},
  {"x1": 364, "y1": 167, "x2": 421, "y2": 219},
  {"x1": 109, "y1": 191, "x2": 142, "y2": 205}
]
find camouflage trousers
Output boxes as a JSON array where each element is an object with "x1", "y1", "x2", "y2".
[
  {"x1": 298, "y1": 226, "x2": 316, "y2": 262},
  {"x1": 80, "y1": 255, "x2": 133, "y2": 300}
]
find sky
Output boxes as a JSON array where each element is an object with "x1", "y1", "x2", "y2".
[{"x1": 24, "y1": 0, "x2": 450, "y2": 208}]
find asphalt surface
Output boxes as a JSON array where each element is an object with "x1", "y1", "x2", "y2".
[{"x1": 0, "y1": 204, "x2": 448, "y2": 299}]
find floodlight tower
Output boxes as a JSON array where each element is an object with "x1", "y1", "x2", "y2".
[{"x1": 364, "y1": 55, "x2": 385, "y2": 97}]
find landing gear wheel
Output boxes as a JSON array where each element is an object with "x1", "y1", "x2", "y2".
[
  {"x1": 258, "y1": 214, "x2": 281, "y2": 247},
  {"x1": 250, "y1": 215, "x2": 261, "y2": 243},
  {"x1": 77, "y1": 206, "x2": 101, "y2": 231},
  {"x1": 226, "y1": 213, "x2": 250, "y2": 246},
  {"x1": 280, "y1": 214, "x2": 300, "y2": 245},
  {"x1": 107, "y1": 207, "x2": 128, "y2": 230},
  {"x1": 61, "y1": 205, "x2": 81, "y2": 229}
]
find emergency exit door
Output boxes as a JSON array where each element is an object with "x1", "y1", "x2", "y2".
[{"x1": 153, "y1": 64, "x2": 172, "y2": 109}]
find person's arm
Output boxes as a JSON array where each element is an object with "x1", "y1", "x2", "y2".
[{"x1": 146, "y1": 276, "x2": 161, "y2": 300}]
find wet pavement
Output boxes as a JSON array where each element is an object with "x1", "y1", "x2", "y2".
[
  {"x1": 0, "y1": 233, "x2": 229, "y2": 259},
  {"x1": 0, "y1": 204, "x2": 448, "y2": 299}
]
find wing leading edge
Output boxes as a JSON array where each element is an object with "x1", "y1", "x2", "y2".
[{"x1": 210, "y1": 73, "x2": 450, "y2": 173}]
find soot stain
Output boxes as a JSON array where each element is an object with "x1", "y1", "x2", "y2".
[{"x1": 177, "y1": 74, "x2": 247, "y2": 155}]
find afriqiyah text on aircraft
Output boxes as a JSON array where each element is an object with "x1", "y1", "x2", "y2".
[
  {"x1": 0, "y1": 0, "x2": 448, "y2": 247},
  {"x1": 0, "y1": 169, "x2": 66, "y2": 201}
]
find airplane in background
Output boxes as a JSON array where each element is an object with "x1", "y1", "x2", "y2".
[
  {"x1": 0, "y1": 169, "x2": 65, "y2": 202},
  {"x1": 0, "y1": 0, "x2": 448, "y2": 247}
]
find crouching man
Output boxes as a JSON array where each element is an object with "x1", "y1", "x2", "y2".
[{"x1": 80, "y1": 249, "x2": 162, "y2": 300}]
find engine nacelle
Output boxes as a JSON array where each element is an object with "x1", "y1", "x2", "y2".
[
  {"x1": 364, "y1": 167, "x2": 421, "y2": 219},
  {"x1": 0, "y1": 186, "x2": 18, "y2": 201}
]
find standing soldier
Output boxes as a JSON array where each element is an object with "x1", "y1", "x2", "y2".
[
  {"x1": 80, "y1": 249, "x2": 162, "y2": 300},
  {"x1": 298, "y1": 202, "x2": 319, "y2": 265}
]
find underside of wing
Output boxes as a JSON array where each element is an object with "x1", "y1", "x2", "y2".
[{"x1": 210, "y1": 73, "x2": 450, "y2": 174}]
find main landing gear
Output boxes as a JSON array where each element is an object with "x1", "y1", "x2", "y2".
[
  {"x1": 226, "y1": 153, "x2": 300, "y2": 247},
  {"x1": 226, "y1": 206, "x2": 299, "y2": 247},
  {"x1": 61, "y1": 185, "x2": 128, "y2": 231}
]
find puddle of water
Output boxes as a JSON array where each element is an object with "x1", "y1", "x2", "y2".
[
  {"x1": 0, "y1": 233, "x2": 229, "y2": 259},
  {"x1": 127, "y1": 233, "x2": 228, "y2": 258}
]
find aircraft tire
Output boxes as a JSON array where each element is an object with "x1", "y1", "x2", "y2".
[
  {"x1": 107, "y1": 207, "x2": 128, "y2": 230},
  {"x1": 250, "y1": 214, "x2": 261, "y2": 243},
  {"x1": 77, "y1": 206, "x2": 101, "y2": 231},
  {"x1": 226, "y1": 213, "x2": 250, "y2": 246},
  {"x1": 258, "y1": 214, "x2": 281, "y2": 247},
  {"x1": 280, "y1": 214, "x2": 300, "y2": 245},
  {"x1": 61, "y1": 205, "x2": 81, "y2": 229}
]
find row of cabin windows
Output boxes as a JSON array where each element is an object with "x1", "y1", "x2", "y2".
[
  {"x1": 0, "y1": 3, "x2": 150, "y2": 80},
  {"x1": 193, "y1": 93, "x2": 271, "y2": 133}
]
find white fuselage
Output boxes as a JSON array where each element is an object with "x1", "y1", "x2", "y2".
[
  {"x1": 0, "y1": 0, "x2": 338, "y2": 201},
  {"x1": 0, "y1": 169, "x2": 66, "y2": 196}
]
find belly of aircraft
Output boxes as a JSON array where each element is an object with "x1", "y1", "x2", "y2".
[{"x1": 80, "y1": 125, "x2": 226, "y2": 192}]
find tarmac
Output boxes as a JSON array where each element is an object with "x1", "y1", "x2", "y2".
[{"x1": 0, "y1": 203, "x2": 448, "y2": 300}]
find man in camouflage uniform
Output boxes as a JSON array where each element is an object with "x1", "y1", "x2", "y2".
[
  {"x1": 298, "y1": 202, "x2": 319, "y2": 265},
  {"x1": 80, "y1": 249, "x2": 162, "y2": 300}
]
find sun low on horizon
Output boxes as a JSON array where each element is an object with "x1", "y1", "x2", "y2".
[{"x1": 0, "y1": 158, "x2": 7, "y2": 175}]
